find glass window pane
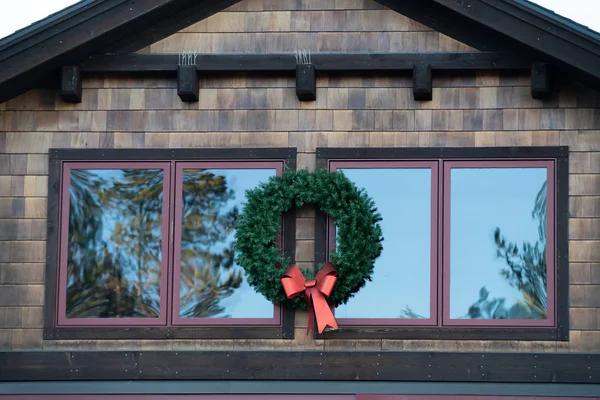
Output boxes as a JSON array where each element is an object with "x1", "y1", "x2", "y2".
[
  {"x1": 449, "y1": 167, "x2": 548, "y2": 320},
  {"x1": 179, "y1": 169, "x2": 276, "y2": 319},
  {"x1": 335, "y1": 168, "x2": 432, "y2": 319},
  {"x1": 66, "y1": 169, "x2": 164, "y2": 319}
]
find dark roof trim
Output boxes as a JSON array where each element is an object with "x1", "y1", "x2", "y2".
[
  {"x1": 510, "y1": 0, "x2": 600, "y2": 45},
  {"x1": 433, "y1": 0, "x2": 600, "y2": 82},
  {"x1": 1, "y1": 351, "x2": 600, "y2": 383},
  {"x1": 373, "y1": 0, "x2": 527, "y2": 53},
  {"x1": 0, "y1": 0, "x2": 97, "y2": 50},
  {"x1": 1, "y1": 0, "x2": 600, "y2": 104},
  {"x1": 0, "y1": 0, "x2": 237, "y2": 103}
]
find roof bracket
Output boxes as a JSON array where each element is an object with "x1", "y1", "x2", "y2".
[
  {"x1": 413, "y1": 64, "x2": 432, "y2": 101},
  {"x1": 60, "y1": 66, "x2": 82, "y2": 103},
  {"x1": 296, "y1": 64, "x2": 316, "y2": 101},
  {"x1": 177, "y1": 65, "x2": 199, "y2": 102},
  {"x1": 531, "y1": 62, "x2": 552, "y2": 100}
]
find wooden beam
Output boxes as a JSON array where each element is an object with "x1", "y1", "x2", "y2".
[
  {"x1": 1, "y1": 351, "x2": 599, "y2": 382},
  {"x1": 295, "y1": 64, "x2": 316, "y2": 101},
  {"x1": 531, "y1": 62, "x2": 552, "y2": 100},
  {"x1": 413, "y1": 64, "x2": 432, "y2": 101},
  {"x1": 60, "y1": 65, "x2": 82, "y2": 103},
  {"x1": 177, "y1": 65, "x2": 199, "y2": 102},
  {"x1": 80, "y1": 52, "x2": 530, "y2": 73}
]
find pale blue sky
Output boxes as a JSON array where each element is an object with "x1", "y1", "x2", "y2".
[
  {"x1": 336, "y1": 168, "x2": 433, "y2": 319},
  {"x1": 0, "y1": 0, "x2": 598, "y2": 40},
  {"x1": 335, "y1": 167, "x2": 547, "y2": 320}
]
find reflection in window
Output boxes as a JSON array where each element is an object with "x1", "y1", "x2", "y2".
[
  {"x1": 179, "y1": 169, "x2": 276, "y2": 319},
  {"x1": 334, "y1": 168, "x2": 432, "y2": 319},
  {"x1": 449, "y1": 168, "x2": 548, "y2": 320},
  {"x1": 66, "y1": 169, "x2": 164, "y2": 318}
]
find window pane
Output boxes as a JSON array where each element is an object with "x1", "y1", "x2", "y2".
[
  {"x1": 449, "y1": 167, "x2": 548, "y2": 320},
  {"x1": 335, "y1": 168, "x2": 432, "y2": 319},
  {"x1": 179, "y1": 169, "x2": 276, "y2": 319},
  {"x1": 66, "y1": 169, "x2": 164, "y2": 319}
]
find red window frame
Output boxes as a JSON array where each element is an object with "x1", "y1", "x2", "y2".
[
  {"x1": 329, "y1": 161, "x2": 439, "y2": 327},
  {"x1": 44, "y1": 148, "x2": 297, "y2": 340},
  {"x1": 442, "y1": 160, "x2": 556, "y2": 328},
  {"x1": 172, "y1": 161, "x2": 283, "y2": 327},
  {"x1": 316, "y1": 146, "x2": 568, "y2": 341},
  {"x1": 57, "y1": 162, "x2": 172, "y2": 327}
]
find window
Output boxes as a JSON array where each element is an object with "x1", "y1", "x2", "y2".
[
  {"x1": 316, "y1": 147, "x2": 568, "y2": 341},
  {"x1": 44, "y1": 148, "x2": 296, "y2": 340}
]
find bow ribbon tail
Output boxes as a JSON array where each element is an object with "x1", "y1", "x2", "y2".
[
  {"x1": 280, "y1": 263, "x2": 339, "y2": 334},
  {"x1": 306, "y1": 288, "x2": 338, "y2": 334},
  {"x1": 305, "y1": 292, "x2": 316, "y2": 334}
]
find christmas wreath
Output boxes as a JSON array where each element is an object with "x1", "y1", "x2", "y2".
[{"x1": 234, "y1": 169, "x2": 383, "y2": 332}]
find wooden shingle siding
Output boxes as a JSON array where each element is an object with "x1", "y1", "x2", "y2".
[
  {"x1": 0, "y1": 0, "x2": 599, "y2": 352},
  {"x1": 143, "y1": 0, "x2": 474, "y2": 54},
  {"x1": 3, "y1": 86, "x2": 598, "y2": 133}
]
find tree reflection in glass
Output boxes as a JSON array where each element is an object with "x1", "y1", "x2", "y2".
[
  {"x1": 450, "y1": 168, "x2": 548, "y2": 320},
  {"x1": 66, "y1": 169, "x2": 164, "y2": 319},
  {"x1": 178, "y1": 169, "x2": 276, "y2": 319}
]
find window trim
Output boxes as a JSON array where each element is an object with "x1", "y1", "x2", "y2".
[
  {"x1": 442, "y1": 160, "x2": 556, "y2": 328},
  {"x1": 315, "y1": 147, "x2": 569, "y2": 341},
  {"x1": 57, "y1": 161, "x2": 172, "y2": 327},
  {"x1": 44, "y1": 148, "x2": 297, "y2": 340},
  {"x1": 329, "y1": 161, "x2": 439, "y2": 326},
  {"x1": 172, "y1": 161, "x2": 284, "y2": 327}
]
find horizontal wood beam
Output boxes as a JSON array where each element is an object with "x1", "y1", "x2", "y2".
[
  {"x1": 0, "y1": 351, "x2": 598, "y2": 383},
  {"x1": 80, "y1": 52, "x2": 531, "y2": 73}
]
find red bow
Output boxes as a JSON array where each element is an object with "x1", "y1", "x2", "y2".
[{"x1": 281, "y1": 263, "x2": 338, "y2": 334}]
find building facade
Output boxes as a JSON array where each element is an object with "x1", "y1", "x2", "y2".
[{"x1": 0, "y1": 0, "x2": 599, "y2": 398}]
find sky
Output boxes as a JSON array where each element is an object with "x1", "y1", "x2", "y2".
[
  {"x1": 0, "y1": 0, "x2": 599, "y2": 40},
  {"x1": 335, "y1": 166, "x2": 547, "y2": 320}
]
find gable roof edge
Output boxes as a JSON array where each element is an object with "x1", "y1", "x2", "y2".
[
  {"x1": 432, "y1": 0, "x2": 600, "y2": 81},
  {"x1": 1, "y1": 0, "x2": 600, "y2": 103}
]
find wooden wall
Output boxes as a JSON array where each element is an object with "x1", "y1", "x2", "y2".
[
  {"x1": 0, "y1": 0, "x2": 599, "y2": 352},
  {"x1": 141, "y1": 0, "x2": 475, "y2": 54}
]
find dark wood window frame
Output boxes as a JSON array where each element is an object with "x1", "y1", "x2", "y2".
[
  {"x1": 315, "y1": 147, "x2": 569, "y2": 341},
  {"x1": 44, "y1": 148, "x2": 297, "y2": 340}
]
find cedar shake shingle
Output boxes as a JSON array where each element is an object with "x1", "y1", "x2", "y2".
[{"x1": 570, "y1": 241, "x2": 600, "y2": 262}]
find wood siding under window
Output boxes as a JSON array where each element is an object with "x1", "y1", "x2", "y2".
[{"x1": 0, "y1": 0, "x2": 599, "y2": 352}]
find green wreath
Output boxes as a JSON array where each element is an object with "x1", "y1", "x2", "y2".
[{"x1": 234, "y1": 169, "x2": 383, "y2": 310}]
